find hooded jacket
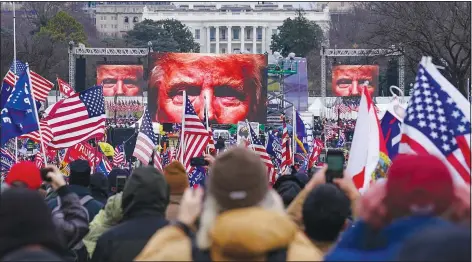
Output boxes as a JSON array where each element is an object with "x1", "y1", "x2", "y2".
[
  {"x1": 135, "y1": 190, "x2": 323, "y2": 261},
  {"x1": 91, "y1": 167, "x2": 169, "y2": 262},
  {"x1": 324, "y1": 216, "x2": 454, "y2": 261},
  {"x1": 83, "y1": 193, "x2": 123, "y2": 257},
  {"x1": 89, "y1": 172, "x2": 109, "y2": 205}
]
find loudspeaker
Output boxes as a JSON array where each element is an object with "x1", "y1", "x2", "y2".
[
  {"x1": 162, "y1": 123, "x2": 173, "y2": 132},
  {"x1": 75, "y1": 57, "x2": 86, "y2": 92}
]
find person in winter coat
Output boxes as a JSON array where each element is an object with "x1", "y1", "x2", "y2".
[
  {"x1": 3, "y1": 161, "x2": 43, "y2": 190},
  {"x1": 90, "y1": 172, "x2": 109, "y2": 205},
  {"x1": 163, "y1": 160, "x2": 189, "y2": 220},
  {"x1": 48, "y1": 160, "x2": 104, "y2": 222},
  {"x1": 285, "y1": 165, "x2": 358, "y2": 254},
  {"x1": 0, "y1": 188, "x2": 69, "y2": 261},
  {"x1": 107, "y1": 168, "x2": 130, "y2": 195},
  {"x1": 325, "y1": 154, "x2": 471, "y2": 261},
  {"x1": 135, "y1": 147, "x2": 323, "y2": 261},
  {"x1": 273, "y1": 166, "x2": 307, "y2": 207},
  {"x1": 91, "y1": 166, "x2": 170, "y2": 262},
  {"x1": 83, "y1": 192, "x2": 123, "y2": 257}
]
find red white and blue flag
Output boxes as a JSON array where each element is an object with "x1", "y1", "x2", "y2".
[
  {"x1": 280, "y1": 118, "x2": 291, "y2": 173},
  {"x1": 113, "y1": 145, "x2": 125, "y2": 167},
  {"x1": 247, "y1": 121, "x2": 276, "y2": 185},
  {"x1": 133, "y1": 108, "x2": 157, "y2": 165},
  {"x1": 399, "y1": 57, "x2": 471, "y2": 185}
]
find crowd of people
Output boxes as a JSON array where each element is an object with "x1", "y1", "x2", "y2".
[{"x1": 0, "y1": 146, "x2": 470, "y2": 262}]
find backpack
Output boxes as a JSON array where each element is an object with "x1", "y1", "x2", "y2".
[
  {"x1": 190, "y1": 233, "x2": 287, "y2": 262},
  {"x1": 52, "y1": 195, "x2": 94, "y2": 262}
]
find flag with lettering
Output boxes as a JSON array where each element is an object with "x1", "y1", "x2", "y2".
[
  {"x1": 57, "y1": 77, "x2": 76, "y2": 98},
  {"x1": 0, "y1": 148, "x2": 14, "y2": 171},
  {"x1": 1, "y1": 69, "x2": 39, "y2": 146},
  {"x1": 189, "y1": 165, "x2": 206, "y2": 188},
  {"x1": 399, "y1": 57, "x2": 471, "y2": 184},
  {"x1": 1, "y1": 61, "x2": 27, "y2": 110}
]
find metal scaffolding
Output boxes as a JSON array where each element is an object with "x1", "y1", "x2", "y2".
[{"x1": 67, "y1": 41, "x2": 152, "y2": 88}]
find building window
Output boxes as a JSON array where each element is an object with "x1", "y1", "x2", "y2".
[
  {"x1": 341, "y1": 2, "x2": 345, "y2": 7},
  {"x1": 210, "y1": 28, "x2": 215, "y2": 40},
  {"x1": 133, "y1": 16, "x2": 138, "y2": 23},
  {"x1": 103, "y1": 24, "x2": 107, "y2": 29},
  {"x1": 103, "y1": 16, "x2": 107, "y2": 20},
  {"x1": 210, "y1": 45, "x2": 216, "y2": 53},
  {"x1": 272, "y1": 29, "x2": 277, "y2": 36},
  {"x1": 125, "y1": 25, "x2": 129, "y2": 30},
  {"x1": 221, "y1": 48, "x2": 226, "y2": 53},
  {"x1": 257, "y1": 47, "x2": 262, "y2": 53},
  {"x1": 233, "y1": 48, "x2": 240, "y2": 53},
  {"x1": 232, "y1": 28, "x2": 239, "y2": 40},
  {"x1": 124, "y1": 16, "x2": 129, "y2": 23},
  {"x1": 246, "y1": 28, "x2": 251, "y2": 40},
  {"x1": 220, "y1": 29, "x2": 226, "y2": 40},
  {"x1": 257, "y1": 28, "x2": 262, "y2": 40},
  {"x1": 194, "y1": 29, "x2": 200, "y2": 39}
]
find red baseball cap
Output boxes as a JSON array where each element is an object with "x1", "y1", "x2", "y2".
[
  {"x1": 385, "y1": 154, "x2": 454, "y2": 217},
  {"x1": 6, "y1": 161, "x2": 42, "y2": 190}
]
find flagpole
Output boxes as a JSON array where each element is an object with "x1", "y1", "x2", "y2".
[
  {"x1": 26, "y1": 64, "x2": 47, "y2": 166},
  {"x1": 179, "y1": 91, "x2": 186, "y2": 164},
  {"x1": 292, "y1": 106, "x2": 296, "y2": 165},
  {"x1": 13, "y1": 1, "x2": 18, "y2": 163},
  {"x1": 204, "y1": 95, "x2": 210, "y2": 154},
  {"x1": 245, "y1": 119, "x2": 256, "y2": 153}
]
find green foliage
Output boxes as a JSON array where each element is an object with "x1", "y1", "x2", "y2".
[
  {"x1": 125, "y1": 19, "x2": 199, "y2": 52},
  {"x1": 270, "y1": 9, "x2": 324, "y2": 57},
  {"x1": 38, "y1": 11, "x2": 87, "y2": 44}
]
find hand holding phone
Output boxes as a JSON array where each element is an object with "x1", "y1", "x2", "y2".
[
  {"x1": 41, "y1": 165, "x2": 66, "y2": 190},
  {"x1": 190, "y1": 156, "x2": 209, "y2": 167},
  {"x1": 325, "y1": 150, "x2": 345, "y2": 183}
]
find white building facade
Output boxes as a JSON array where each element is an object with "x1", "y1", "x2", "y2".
[{"x1": 142, "y1": 3, "x2": 330, "y2": 54}]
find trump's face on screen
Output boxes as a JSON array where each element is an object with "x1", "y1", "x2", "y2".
[
  {"x1": 148, "y1": 53, "x2": 266, "y2": 124},
  {"x1": 96, "y1": 65, "x2": 144, "y2": 96},
  {"x1": 331, "y1": 65, "x2": 378, "y2": 96}
]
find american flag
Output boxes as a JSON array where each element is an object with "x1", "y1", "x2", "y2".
[
  {"x1": 162, "y1": 149, "x2": 170, "y2": 167},
  {"x1": 176, "y1": 94, "x2": 209, "y2": 173},
  {"x1": 4, "y1": 61, "x2": 54, "y2": 102},
  {"x1": 113, "y1": 145, "x2": 125, "y2": 166},
  {"x1": 20, "y1": 119, "x2": 54, "y2": 146},
  {"x1": 308, "y1": 139, "x2": 324, "y2": 169},
  {"x1": 43, "y1": 86, "x2": 105, "y2": 149},
  {"x1": 34, "y1": 150, "x2": 44, "y2": 169},
  {"x1": 399, "y1": 57, "x2": 471, "y2": 184},
  {"x1": 337, "y1": 130, "x2": 346, "y2": 148},
  {"x1": 133, "y1": 108, "x2": 157, "y2": 164},
  {"x1": 153, "y1": 149, "x2": 163, "y2": 171},
  {"x1": 280, "y1": 119, "x2": 291, "y2": 172},
  {"x1": 247, "y1": 121, "x2": 276, "y2": 185},
  {"x1": 335, "y1": 103, "x2": 351, "y2": 114}
]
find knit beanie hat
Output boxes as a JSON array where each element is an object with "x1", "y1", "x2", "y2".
[
  {"x1": 5, "y1": 161, "x2": 42, "y2": 190},
  {"x1": 209, "y1": 147, "x2": 268, "y2": 210},
  {"x1": 163, "y1": 161, "x2": 188, "y2": 195},
  {"x1": 69, "y1": 159, "x2": 91, "y2": 187},
  {"x1": 385, "y1": 154, "x2": 454, "y2": 217}
]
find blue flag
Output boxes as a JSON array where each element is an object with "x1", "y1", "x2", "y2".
[
  {"x1": 381, "y1": 110, "x2": 402, "y2": 160},
  {"x1": 189, "y1": 166, "x2": 206, "y2": 188},
  {"x1": 1, "y1": 148, "x2": 14, "y2": 172},
  {"x1": 1, "y1": 70, "x2": 39, "y2": 146},
  {"x1": 295, "y1": 111, "x2": 309, "y2": 154},
  {"x1": 1, "y1": 60, "x2": 27, "y2": 110},
  {"x1": 266, "y1": 132, "x2": 282, "y2": 166}
]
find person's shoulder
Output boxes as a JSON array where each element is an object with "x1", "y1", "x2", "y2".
[{"x1": 47, "y1": 197, "x2": 59, "y2": 209}]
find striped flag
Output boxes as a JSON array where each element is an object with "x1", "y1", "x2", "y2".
[
  {"x1": 176, "y1": 94, "x2": 209, "y2": 173},
  {"x1": 399, "y1": 57, "x2": 471, "y2": 185},
  {"x1": 308, "y1": 139, "x2": 324, "y2": 169},
  {"x1": 153, "y1": 149, "x2": 163, "y2": 171},
  {"x1": 247, "y1": 121, "x2": 276, "y2": 185},
  {"x1": 280, "y1": 118, "x2": 291, "y2": 172},
  {"x1": 203, "y1": 102, "x2": 216, "y2": 153},
  {"x1": 4, "y1": 61, "x2": 54, "y2": 102},
  {"x1": 162, "y1": 149, "x2": 170, "y2": 167},
  {"x1": 133, "y1": 108, "x2": 157, "y2": 164},
  {"x1": 97, "y1": 156, "x2": 113, "y2": 176},
  {"x1": 113, "y1": 145, "x2": 125, "y2": 166},
  {"x1": 1, "y1": 148, "x2": 15, "y2": 171},
  {"x1": 56, "y1": 77, "x2": 76, "y2": 98},
  {"x1": 43, "y1": 86, "x2": 106, "y2": 149},
  {"x1": 20, "y1": 119, "x2": 54, "y2": 146},
  {"x1": 35, "y1": 151, "x2": 44, "y2": 169}
]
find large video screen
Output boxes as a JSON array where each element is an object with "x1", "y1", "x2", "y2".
[
  {"x1": 96, "y1": 63, "x2": 144, "y2": 96},
  {"x1": 331, "y1": 65, "x2": 379, "y2": 96},
  {"x1": 148, "y1": 53, "x2": 267, "y2": 124}
]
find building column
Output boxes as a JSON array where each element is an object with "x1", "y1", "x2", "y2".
[
  {"x1": 206, "y1": 26, "x2": 211, "y2": 53},
  {"x1": 252, "y1": 26, "x2": 257, "y2": 54},
  {"x1": 215, "y1": 26, "x2": 220, "y2": 54},
  {"x1": 240, "y1": 26, "x2": 245, "y2": 53},
  {"x1": 266, "y1": 26, "x2": 271, "y2": 53},
  {"x1": 227, "y1": 26, "x2": 232, "y2": 53},
  {"x1": 261, "y1": 26, "x2": 266, "y2": 53}
]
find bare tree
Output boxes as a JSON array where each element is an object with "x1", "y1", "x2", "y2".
[{"x1": 358, "y1": 2, "x2": 471, "y2": 95}]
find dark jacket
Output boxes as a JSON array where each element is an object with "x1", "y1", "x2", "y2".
[
  {"x1": 2, "y1": 247, "x2": 65, "y2": 261},
  {"x1": 91, "y1": 167, "x2": 169, "y2": 262},
  {"x1": 90, "y1": 173, "x2": 109, "y2": 205},
  {"x1": 325, "y1": 216, "x2": 454, "y2": 261},
  {"x1": 273, "y1": 173, "x2": 306, "y2": 207},
  {"x1": 48, "y1": 185, "x2": 104, "y2": 223},
  {"x1": 51, "y1": 186, "x2": 91, "y2": 249}
]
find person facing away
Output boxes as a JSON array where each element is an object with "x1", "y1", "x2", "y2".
[
  {"x1": 0, "y1": 188, "x2": 69, "y2": 261},
  {"x1": 91, "y1": 166, "x2": 170, "y2": 262},
  {"x1": 325, "y1": 154, "x2": 471, "y2": 261},
  {"x1": 135, "y1": 147, "x2": 323, "y2": 261},
  {"x1": 48, "y1": 159, "x2": 104, "y2": 223},
  {"x1": 89, "y1": 172, "x2": 109, "y2": 205}
]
